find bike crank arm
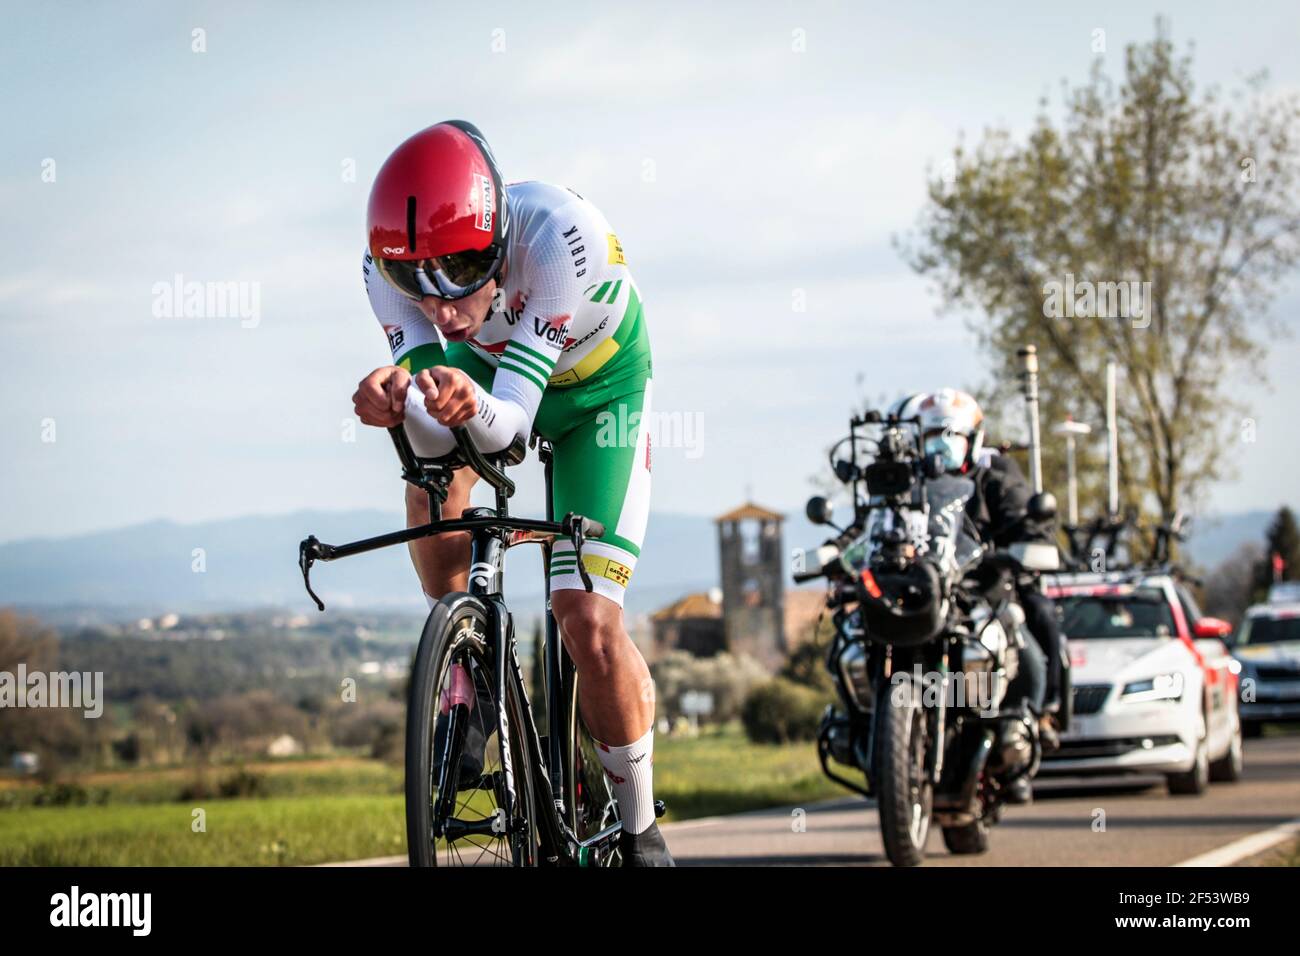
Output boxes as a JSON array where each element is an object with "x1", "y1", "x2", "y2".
[
  {"x1": 573, "y1": 800, "x2": 667, "y2": 866},
  {"x1": 575, "y1": 821, "x2": 623, "y2": 867}
]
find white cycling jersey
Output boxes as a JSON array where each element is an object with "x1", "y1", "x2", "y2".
[{"x1": 363, "y1": 180, "x2": 642, "y2": 457}]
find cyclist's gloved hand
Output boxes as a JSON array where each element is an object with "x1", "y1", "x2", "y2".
[
  {"x1": 415, "y1": 366, "x2": 479, "y2": 427},
  {"x1": 353, "y1": 365, "x2": 411, "y2": 427}
]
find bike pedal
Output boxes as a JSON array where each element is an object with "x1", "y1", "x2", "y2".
[{"x1": 654, "y1": 799, "x2": 666, "y2": 818}]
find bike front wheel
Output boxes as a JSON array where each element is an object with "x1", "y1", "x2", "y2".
[{"x1": 405, "y1": 598, "x2": 538, "y2": 867}]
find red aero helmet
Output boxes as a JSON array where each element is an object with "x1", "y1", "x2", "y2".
[{"x1": 367, "y1": 120, "x2": 510, "y2": 299}]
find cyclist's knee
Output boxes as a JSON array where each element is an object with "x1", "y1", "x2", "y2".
[
  {"x1": 552, "y1": 592, "x2": 625, "y2": 673},
  {"x1": 405, "y1": 482, "x2": 429, "y2": 523}
]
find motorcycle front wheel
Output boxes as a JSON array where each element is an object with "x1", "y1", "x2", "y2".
[{"x1": 873, "y1": 672, "x2": 933, "y2": 867}]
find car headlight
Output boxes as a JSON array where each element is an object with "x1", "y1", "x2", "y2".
[{"x1": 1121, "y1": 672, "x2": 1184, "y2": 702}]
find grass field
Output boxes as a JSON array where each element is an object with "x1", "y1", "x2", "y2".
[{"x1": 0, "y1": 725, "x2": 843, "y2": 866}]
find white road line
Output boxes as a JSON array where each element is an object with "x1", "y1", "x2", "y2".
[
  {"x1": 662, "y1": 797, "x2": 864, "y2": 833},
  {"x1": 1173, "y1": 818, "x2": 1300, "y2": 867}
]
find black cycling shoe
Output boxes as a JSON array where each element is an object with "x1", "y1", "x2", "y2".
[
  {"x1": 1003, "y1": 777, "x2": 1033, "y2": 805},
  {"x1": 619, "y1": 822, "x2": 676, "y2": 867},
  {"x1": 432, "y1": 668, "x2": 497, "y2": 791}
]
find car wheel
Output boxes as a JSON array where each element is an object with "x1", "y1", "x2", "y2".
[
  {"x1": 1167, "y1": 733, "x2": 1209, "y2": 795},
  {"x1": 1209, "y1": 713, "x2": 1244, "y2": 783}
]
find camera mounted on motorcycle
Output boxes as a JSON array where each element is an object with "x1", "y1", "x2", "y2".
[{"x1": 864, "y1": 459, "x2": 915, "y2": 498}]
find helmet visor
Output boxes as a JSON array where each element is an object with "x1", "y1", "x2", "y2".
[{"x1": 376, "y1": 245, "x2": 503, "y2": 301}]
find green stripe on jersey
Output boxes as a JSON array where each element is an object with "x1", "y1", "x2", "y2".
[
  {"x1": 497, "y1": 357, "x2": 547, "y2": 390},
  {"x1": 503, "y1": 345, "x2": 553, "y2": 379},
  {"x1": 508, "y1": 340, "x2": 556, "y2": 369}
]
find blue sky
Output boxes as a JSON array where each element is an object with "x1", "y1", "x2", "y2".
[{"x1": 2, "y1": 0, "x2": 1298, "y2": 543}]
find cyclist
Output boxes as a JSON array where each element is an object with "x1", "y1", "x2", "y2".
[{"x1": 351, "y1": 121, "x2": 672, "y2": 865}]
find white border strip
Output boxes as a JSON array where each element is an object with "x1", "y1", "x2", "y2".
[
  {"x1": 315, "y1": 855, "x2": 406, "y2": 867},
  {"x1": 1173, "y1": 818, "x2": 1300, "y2": 867}
]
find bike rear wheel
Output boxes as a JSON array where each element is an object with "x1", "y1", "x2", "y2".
[
  {"x1": 406, "y1": 599, "x2": 538, "y2": 867},
  {"x1": 562, "y1": 666, "x2": 623, "y2": 865}
]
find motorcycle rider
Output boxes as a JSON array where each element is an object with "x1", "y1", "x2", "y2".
[{"x1": 895, "y1": 389, "x2": 1065, "y2": 799}]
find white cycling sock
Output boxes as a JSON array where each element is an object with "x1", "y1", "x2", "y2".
[{"x1": 593, "y1": 726, "x2": 656, "y2": 836}]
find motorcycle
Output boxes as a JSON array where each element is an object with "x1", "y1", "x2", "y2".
[{"x1": 795, "y1": 409, "x2": 1060, "y2": 866}]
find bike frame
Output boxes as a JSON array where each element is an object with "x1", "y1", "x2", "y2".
[{"x1": 298, "y1": 426, "x2": 625, "y2": 865}]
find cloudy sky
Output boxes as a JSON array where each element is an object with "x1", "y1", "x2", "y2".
[{"x1": 2, "y1": 0, "x2": 1298, "y2": 544}]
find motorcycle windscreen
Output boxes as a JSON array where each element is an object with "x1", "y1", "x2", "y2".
[{"x1": 922, "y1": 474, "x2": 983, "y2": 575}]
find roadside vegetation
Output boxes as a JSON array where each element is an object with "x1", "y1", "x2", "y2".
[{"x1": 0, "y1": 725, "x2": 840, "y2": 866}]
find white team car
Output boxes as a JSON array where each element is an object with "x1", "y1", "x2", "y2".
[{"x1": 1039, "y1": 570, "x2": 1243, "y2": 794}]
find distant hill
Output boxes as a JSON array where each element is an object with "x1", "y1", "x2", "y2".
[
  {"x1": 1179, "y1": 509, "x2": 1274, "y2": 571},
  {"x1": 0, "y1": 509, "x2": 730, "y2": 620},
  {"x1": 0, "y1": 505, "x2": 1275, "y2": 621}
]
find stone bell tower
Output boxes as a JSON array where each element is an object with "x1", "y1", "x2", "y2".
[{"x1": 714, "y1": 502, "x2": 786, "y2": 670}]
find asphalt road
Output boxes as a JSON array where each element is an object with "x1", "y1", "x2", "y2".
[
  {"x1": 324, "y1": 734, "x2": 1299, "y2": 867},
  {"x1": 663, "y1": 735, "x2": 1300, "y2": 867}
]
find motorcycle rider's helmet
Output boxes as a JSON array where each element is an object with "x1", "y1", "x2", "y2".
[
  {"x1": 886, "y1": 392, "x2": 927, "y2": 422},
  {"x1": 367, "y1": 120, "x2": 511, "y2": 301},
  {"x1": 917, "y1": 388, "x2": 984, "y2": 473}
]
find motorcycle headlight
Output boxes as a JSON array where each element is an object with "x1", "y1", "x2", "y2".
[{"x1": 1121, "y1": 672, "x2": 1184, "y2": 702}]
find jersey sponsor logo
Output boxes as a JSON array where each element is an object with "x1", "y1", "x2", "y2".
[
  {"x1": 384, "y1": 324, "x2": 405, "y2": 352},
  {"x1": 583, "y1": 554, "x2": 632, "y2": 588},
  {"x1": 563, "y1": 315, "x2": 609, "y2": 353},
  {"x1": 533, "y1": 315, "x2": 571, "y2": 348},
  {"x1": 562, "y1": 225, "x2": 586, "y2": 278},
  {"x1": 476, "y1": 174, "x2": 494, "y2": 232},
  {"x1": 606, "y1": 233, "x2": 625, "y2": 265}
]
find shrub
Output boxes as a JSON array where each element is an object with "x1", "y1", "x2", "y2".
[
  {"x1": 217, "y1": 768, "x2": 266, "y2": 799},
  {"x1": 741, "y1": 678, "x2": 827, "y2": 744}
]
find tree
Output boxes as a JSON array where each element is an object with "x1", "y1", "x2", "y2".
[
  {"x1": 1201, "y1": 541, "x2": 1262, "y2": 624},
  {"x1": 779, "y1": 614, "x2": 835, "y2": 694},
  {"x1": 900, "y1": 22, "x2": 1300, "y2": 553},
  {"x1": 1252, "y1": 505, "x2": 1300, "y2": 599},
  {"x1": 0, "y1": 610, "x2": 94, "y2": 774}
]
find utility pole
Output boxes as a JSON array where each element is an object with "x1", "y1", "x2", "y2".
[
  {"x1": 1052, "y1": 418, "x2": 1093, "y2": 527},
  {"x1": 1017, "y1": 345, "x2": 1044, "y2": 494},
  {"x1": 1106, "y1": 361, "x2": 1119, "y2": 518}
]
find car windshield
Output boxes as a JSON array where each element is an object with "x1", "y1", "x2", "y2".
[
  {"x1": 1237, "y1": 614, "x2": 1300, "y2": 646},
  {"x1": 1054, "y1": 588, "x2": 1175, "y2": 639}
]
